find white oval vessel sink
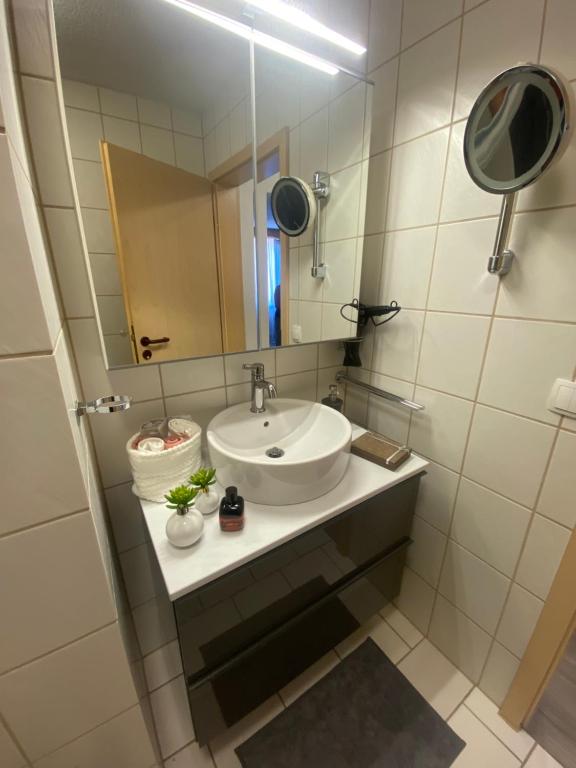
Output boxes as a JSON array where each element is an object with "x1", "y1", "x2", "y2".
[{"x1": 207, "y1": 398, "x2": 352, "y2": 505}]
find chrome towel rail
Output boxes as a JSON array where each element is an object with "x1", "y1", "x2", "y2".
[{"x1": 336, "y1": 371, "x2": 425, "y2": 412}]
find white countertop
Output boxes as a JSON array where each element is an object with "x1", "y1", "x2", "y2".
[{"x1": 139, "y1": 427, "x2": 428, "y2": 601}]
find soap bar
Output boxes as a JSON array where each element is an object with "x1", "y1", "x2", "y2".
[{"x1": 351, "y1": 432, "x2": 411, "y2": 470}]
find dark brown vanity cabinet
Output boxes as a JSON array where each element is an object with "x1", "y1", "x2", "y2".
[{"x1": 173, "y1": 474, "x2": 423, "y2": 745}]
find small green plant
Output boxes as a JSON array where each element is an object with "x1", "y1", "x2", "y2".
[
  {"x1": 165, "y1": 485, "x2": 198, "y2": 514},
  {"x1": 189, "y1": 467, "x2": 217, "y2": 494}
]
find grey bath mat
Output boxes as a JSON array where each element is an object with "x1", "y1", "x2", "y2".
[{"x1": 235, "y1": 638, "x2": 465, "y2": 768}]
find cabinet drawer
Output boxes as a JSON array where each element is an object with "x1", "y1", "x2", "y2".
[
  {"x1": 174, "y1": 475, "x2": 421, "y2": 688},
  {"x1": 188, "y1": 541, "x2": 409, "y2": 745}
]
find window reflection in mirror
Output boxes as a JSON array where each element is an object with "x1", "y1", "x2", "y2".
[
  {"x1": 55, "y1": 0, "x2": 255, "y2": 366},
  {"x1": 254, "y1": 49, "x2": 372, "y2": 347}
]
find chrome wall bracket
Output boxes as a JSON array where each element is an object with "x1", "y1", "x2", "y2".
[
  {"x1": 311, "y1": 171, "x2": 330, "y2": 279},
  {"x1": 488, "y1": 192, "x2": 516, "y2": 276},
  {"x1": 75, "y1": 394, "x2": 132, "y2": 416}
]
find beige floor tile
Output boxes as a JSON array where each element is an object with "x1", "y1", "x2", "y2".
[
  {"x1": 449, "y1": 706, "x2": 520, "y2": 767},
  {"x1": 464, "y1": 688, "x2": 534, "y2": 760},
  {"x1": 524, "y1": 745, "x2": 564, "y2": 768},
  {"x1": 380, "y1": 605, "x2": 424, "y2": 648},
  {"x1": 398, "y1": 640, "x2": 473, "y2": 719},
  {"x1": 279, "y1": 651, "x2": 340, "y2": 707}
]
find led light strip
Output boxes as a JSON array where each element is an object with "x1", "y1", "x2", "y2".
[
  {"x1": 162, "y1": 0, "x2": 340, "y2": 75},
  {"x1": 246, "y1": 0, "x2": 366, "y2": 56}
]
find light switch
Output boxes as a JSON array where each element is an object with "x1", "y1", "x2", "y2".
[{"x1": 548, "y1": 378, "x2": 576, "y2": 419}]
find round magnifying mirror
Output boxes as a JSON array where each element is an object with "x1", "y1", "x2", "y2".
[
  {"x1": 464, "y1": 64, "x2": 570, "y2": 194},
  {"x1": 271, "y1": 176, "x2": 317, "y2": 237}
]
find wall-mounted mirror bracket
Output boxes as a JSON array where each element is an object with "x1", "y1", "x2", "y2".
[
  {"x1": 311, "y1": 171, "x2": 330, "y2": 279},
  {"x1": 488, "y1": 193, "x2": 516, "y2": 276}
]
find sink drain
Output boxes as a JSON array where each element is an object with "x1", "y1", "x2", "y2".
[{"x1": 265, "y1": 446, "x2": 284, "y2": 459}]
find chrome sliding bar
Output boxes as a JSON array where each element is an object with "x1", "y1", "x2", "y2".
[{"x1": 336, "y1": 371, "x2": 425, "y2": 412}]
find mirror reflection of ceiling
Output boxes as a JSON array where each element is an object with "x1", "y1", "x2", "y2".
[
  {"x1": 53, "y1": 0, "x2": 251, "y2": 113},
  {"x1": 54, "y1": 0, "x2": 369, "y2": 113}
]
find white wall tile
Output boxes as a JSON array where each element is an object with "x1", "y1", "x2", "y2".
[
  {"x1": 540, "y1": 0, "x2": 576, "y2": 81},
  {"x1": 387, "y1": 128, "x2": 449, "y2": 229},
  {"x1": 428, "y1": 219, "x2": 499, "y2": 314},
  {"x1": 105, "y1": 482, "x2": 148, "y2": 553},
  {"x1": 368, "y1": 0, "x2": 402, "y2": 71},
  {"x1": 538, "y1": 431, "x2": 576, "y2": 529},
  {"x1": 150, "y1": 676, "x2": 194, "y2": 758},
  {"x1": 452, "y1": 479, "x2": 531, "y2": 577},
  {"x1": 0, "y1": 625, "x2": 136, "y2": 761},
  {"x1": 497, "y1": 209, "x2": 576, "y2": 322},
  {"x1": 439, "y1": 541, "x2": 509, "y2": 633},
  {"x1": 65, "y1": 107, "x2": 103, "y2": 161},
  {"x1": 33, "y1": 705, "x2": 156, "y2": 768},
  {"x1": 172, "y1": 107, "x2": 202, "y2": 137},
  {"x1": 369, "y1": 58, "x2": 398, "y2": 155},
  {"x1": 407, "y1": 515, "x2": 447, "y2": 586},
  {"x1": 0, "y1": 137, "x2": 53, "y2": 355},
  {"x1": 480, "y1": 641, "x2": 520, "y2": 706},
  {"x1": 440, "y1": 121, "x2": 502, "y2": 222},
  {"x1": 409, "y1": 387, "x2": 474, "y2": 471},
  {"x1": 44, "y1": 207, "x2": 93, "y2": 318},
  {"x1": 22, "y1": 76, "x2": 73, "y2": 206},
  {"x1": 143, "y1": 640, "x2": 182, "y2": 692},
  {"x1": 141, "y1": 125, "x2": 175, "y2": 165},
  {"x1": 62, "y1": 80, "x2": 99, "y2": 111},
  {"x1": 298, "y1": 301, "x2": 322, "y2": 343},
  {"x1": 97, "y1": 295, "x2": 129, "y2": 333},
  {"x1": 11, "y1": 0, "x2": 53, "y2": 78},
  {"x1": 72, "y1": 158, "x2": 107, "y2": 208},
  {"x1": 414, "y1": 460, "x2": 459, "y2": 533},
  {"x1": 464, "y1": 406, "x2": 556, "y2": 506},
  {"x1": 99, "y1": 88, "x2": 138, "y2": 121},
  {"x1": 161, "y1": 356, "x2": 225, "y2": 397},
  {"x1": 496, "y1": 584, "x2": 543, "y2": 659},
  {"x1": 120, "y1": 542, "x2": 165, "y2": 608},
  {"x1": 454, "y1": 0, "x2": 545, "y2": 120},
  {"x1": 328, "y1": 82, "x2": 365, "y2": 172},
  {"x1": 401, "y1": 0, "x2": 463, "y2": 49},
  {"x1": 69, "y1": 318, "x2": 161, "y2": 401},
  {"x1": 323, "y1": 239, "x2": 357, "y2": 304},
  {"x1": 174, "y1": 133, "x2": 204, "y2": 175},
  {"x1": 324, "y1": 162, "x2": 362, "y2": 241},
  {"x1": 277, "y1": 370, "x2": 317, "y2": 400},
  {"x1": 429, "y1": 594, "x2": 492, "y2": 682},
  {"x1": 82, "y1": 207, "x2": 115, "y2": 252},
  {"x1": 395, "y1": 22, "x2": 460, "y2": 145},
  {"x1": 0, "y1": 354, "x2": 87, "y2": 535},
  {"x1": 372, "y1": 309, "x2": 425, "y2": 381},
  {"x1": 276, "y1": 344, "x2": 317, "y2": 376},
  {"x1": 138, "y1": 97, "x2": 171, "y2": 129},
  {"x1": 364, "y1": 150, "x2": 391, "y2": 235},
  {"x1": 366, "y1": 373, "x2": 413, "y2": 445},
  {"x1": 102, "y1": 116, "x2": 141, "y2": 153},
  {"x1": 223, "y1": 349, "x2": 275, "y2": 385},
  {"x1": 165, "y1": 388, "x2": 227, "y2": 432},
  {"x1": 380, "y1": 227, "x2": 436, "y2": 309},
  {"x1": 515, "y1": 515, "x2": 570, "y2": 600},
  {"x1": 417, "y1": 312, "x2": 489, "y2": 399},
  {"x1": 395, "y1": 567, "x2": 436, "y2": 633},
  {"x1": 0, "y1": 512, "x2": 115, "y2": 674},
  {"x1": 133, "y1": 593, "x2": 177, "y2": 656},
  {"x1": 89, "y1": 252, "x2": 121, "y2": 294},
  {"x1": 479, "y1": 319, "x2": 576, "y2": 425}
]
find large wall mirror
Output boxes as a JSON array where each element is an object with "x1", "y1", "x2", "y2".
[{"x1": 53, "y1": 0, "x2": 371, "y2": 367}]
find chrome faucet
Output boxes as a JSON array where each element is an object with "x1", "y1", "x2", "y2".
[{"x1": 242, "y1": 362, "x2": 277, "y2": 413}]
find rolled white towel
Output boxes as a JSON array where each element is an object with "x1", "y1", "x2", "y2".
[{"x1": 127, "y1": 419, "x2": 202, "y2": 502}]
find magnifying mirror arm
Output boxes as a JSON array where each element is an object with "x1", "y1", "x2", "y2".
[{"x1": 488, "y1": 192, "x2": 516, "y2": 276}]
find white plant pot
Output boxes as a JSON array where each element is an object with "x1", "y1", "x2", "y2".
[
  {"x1": 195, "y1": 487, "x2": 219, "y2": 516},
  {"x1": 165, "y1": 508, "x2": 204, "y2": 548}
]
